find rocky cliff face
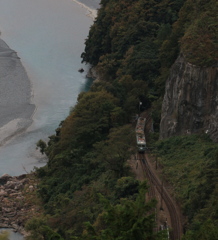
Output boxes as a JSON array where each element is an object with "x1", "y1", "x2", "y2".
[{"x1": 160, "y1": 54, "x2": 218, "y2": 142}]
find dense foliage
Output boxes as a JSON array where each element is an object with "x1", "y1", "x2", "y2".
[
  {"x1": 29, "y1": 0, "x2": 217, "y2": 239},
  {"x1": 156, "y1": 134, "x2": 218, "y2": 239},
  {"x1": 82, "y1": 0, "x2": 186, "y2": 129},
  {"x1": 82, "y1": 183, "x2": 167, "y2": 240},
  {"x1": 32, "y1": 90, "x2": 164, "y2": 239},
  {"x1": 81, "y1": 0, "x2": 217, "y2": 127},
  {"x1": 179, "y1": 0, "x2": 218, "y2": 66}
]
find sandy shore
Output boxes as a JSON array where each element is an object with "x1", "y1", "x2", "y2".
[
  {"x1": 0, "y1": 38, "x2": 35, "y2": 145},
  {"x1": 72, "y1": 0, "x2": 97, "y2": 19}
]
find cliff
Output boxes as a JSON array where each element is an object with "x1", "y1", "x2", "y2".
[{"x1": 160, "y1": 54, "x2": 218, "y2": 142}]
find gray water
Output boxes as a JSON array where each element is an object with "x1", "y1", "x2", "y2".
[
  {"x1": 0, "y1": 0, "x2": 97, "y2": 176},
  {"x1": 0, "y1": 229, "x2": 23, "y2": 240}
]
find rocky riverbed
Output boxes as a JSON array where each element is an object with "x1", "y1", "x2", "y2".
[{"x1": 0, "y1": 173, "x2": 39, "y2": 237}]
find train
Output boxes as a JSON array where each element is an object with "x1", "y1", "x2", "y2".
[{"x1": 135, "y1": 117, "x2": 146, "y2": 153}]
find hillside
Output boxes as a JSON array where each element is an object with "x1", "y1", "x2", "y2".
[
  {"x1": 24, "y1": 0, "x2": 217, "y2": 239},
  {"x1": 156, "y1": 134, "x2": 218, "y2": 239}
]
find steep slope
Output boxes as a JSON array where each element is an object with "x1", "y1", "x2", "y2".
[
  {"x1": 159, "y1": 0, "x2": 218, "y2": 142},
  {"x1": 156, "y1": 134, "x2": 218, "y2": 239},
  {"x1": 23, "y1": 0, "x2": 218, "y2": 239},
  {"x1": 160, "y1": 54, "x2": 218, "y2": 142}
]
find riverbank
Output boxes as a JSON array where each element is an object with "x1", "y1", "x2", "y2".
[
  {"x1": 0, "y1": 173, "x2": 40, "y2": 238},
  {"x1": 0, "y1": 38, "x2": 35, "y2": 146},
  {"x1": 72, "y1": 0, "x2": 98, "y2": 19}
]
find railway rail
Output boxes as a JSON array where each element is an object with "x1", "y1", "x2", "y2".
[
  {"x1": 137, "y1": 154, "x2": 156, "y2": 200},
  {"x1": 137, "y1": 153, "x2": 182, "y2": 240}
]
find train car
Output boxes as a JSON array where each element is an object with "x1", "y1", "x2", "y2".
[
  {"x1": 135, "y1": 117, "x2": 146, "y2": 152},
  {"x1": 136, "y1": 133, "x2": 146, "y2": 152},
  {"x1": 135, "y1": 117, "x2": 146, "y2": 134}
]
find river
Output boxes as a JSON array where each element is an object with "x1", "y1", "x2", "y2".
[
  {"x1": 0, "y1": 0, "x2": 100, "y2": 238},
  {"x1": 0, "y1": 0, "x2": 99, "y2": 177}
]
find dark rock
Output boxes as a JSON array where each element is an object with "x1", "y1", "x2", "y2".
[
  {"x1": 86, "y1": 66, "x2": 98, "y2": 79},
  {"x1": 78, "y1": 68, "x2": 84, "y2": 73},
  {"x1": 0, "y1": 174, "x2": 12, "y2": 185},
  {"x1": 16, "y1": 174, "x2": 27, "y2": 181}
]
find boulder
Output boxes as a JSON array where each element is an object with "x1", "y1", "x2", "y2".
[{"x1": 0, "y1": 174, "x2": 12, "y2": 184}]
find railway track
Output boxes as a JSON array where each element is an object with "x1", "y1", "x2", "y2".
[
  {"x1": 137, "y1": 153, "x2": 156, "y2": 200},
  {"x1": 137, "y1": 153, "x2": 182, "y2": 240}
]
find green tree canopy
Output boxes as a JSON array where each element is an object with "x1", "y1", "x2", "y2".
[{"x1": 81, "y1": 182, "x2": 167, "y2": 240}]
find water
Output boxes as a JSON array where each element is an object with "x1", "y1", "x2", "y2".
[
  {"x1": 0, "y1": 0, "x2": 97, "y2": 176},
  {"x1": 0, "y1": 229, "x2": 23, "y2": 240}
]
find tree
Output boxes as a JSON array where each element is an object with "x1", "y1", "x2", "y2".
[
  {"x1": 82, "y1": 182, "x2": 167, "y2": 240},
  {"x1": 36, "y1": 139, "x2": 47, "y2": 155},
  {"x1": 58, "y1": 91, "x2": 121, "y2": 151},
  {"x1": 94, "y1": 125, "x2": 136, "y2": 178},
  {"x1": 115, "y1": 176, "x2": 140, "y2": 200},
  {"x1": 25, "y1": 217, "x2": 64, "y2": 240}
]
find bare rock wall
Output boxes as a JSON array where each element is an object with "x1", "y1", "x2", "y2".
[{"x1": 160, "y1": 54, "x2": 218, "y2": 142}]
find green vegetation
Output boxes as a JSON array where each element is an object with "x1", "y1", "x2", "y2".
[
  {"x1": 156, "y1": 134, "x2": 218, "y2": 239},
  {"x1": 31, "y1": 91, "x2": 164, "y2": 239},
  {"x1": 180, "y1": 0, "x2": 218, "y2": 66},
  {"x1": 81, "y1": 0, "x2": 217, "y2": 130},
  {"x1": 82, "y1": 0, "x2": 186, "y2": 129},
  {"x1": 0, "y1": 231, "x2": 9, "y2": 240},
  {"x1": 27, "y1": 0, "x2": 217, "y2": 239},
  {"x1": 82, "y1": 183, "x2": 167, "y2": 240}
]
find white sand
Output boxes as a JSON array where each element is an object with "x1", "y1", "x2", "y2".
[
  {"x1": 0, "y1": 38, "x2": 35, "y2": 145},
  {"x1": 71, "y1": 0, "x2": 97, "y2": 19},
  {"x1": 0, "y1": 118, "x2": 33, "y2": 146}
]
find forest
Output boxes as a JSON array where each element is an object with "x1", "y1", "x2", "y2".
[{"x1": 23, "y1": 0, "x2": 218, "y2": 239}]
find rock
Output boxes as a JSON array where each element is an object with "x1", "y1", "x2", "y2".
[
  {"x1": 9, "y1": 192, "x2": 21, "y2": 197},
  {"x1": 28, "y1": 185, "x2": 34, "y2": 192},
  {"x1": 5, "y1": 181, "x2": 16, "y2": 188},
  {"x1": 5, "y1": 189, "x2": 15, "y2": 195},
  {"x1": 0, "y1": 173, "x2": 11, "y2": 179},
  {"x1": 16, "y1": 196, "x2": 23, "y2": 200},
  {"x1": 78, "y1": 68, "x2": 84, "y2": 73},
  {"x1": 16, "y1": 174, "x2": 27, "y2": 180},
  {"x1": 0, "y1": 174, "x2": 38, "y2": 236},
  {"x1": 0, "y1": 174, "x2": 12, "y2": 184},
  {"x1": 4, "y1": 179, "x2": 24, "y2": 191},
  {"x1": 0, "y1": 190, "x2": 7, "y2": 196},
  {"x1": 86, "y1": 66, "x2": 98, "y2": 79},
  {"x1": 2, "y1": 207, "x2": 13, "y2": 212},
  {"x1": 21, "y1": 178, "x2": 29, "y2": 184},
  {"x1": 1, "y1": 198, "x2": 9, "y2": 204},
  {"x1": 160, "y1": 54, "x2": 218, "y2": 142}
]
